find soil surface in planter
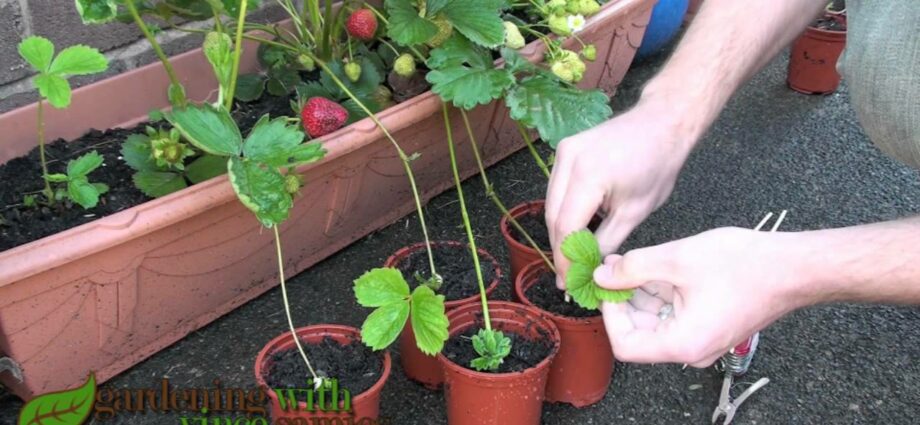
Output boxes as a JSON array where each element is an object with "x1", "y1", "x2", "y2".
[
  {"x1": 442, "y1": 326, "x2": 554, "y2": 374},
  {"x1": 526, "y1": 271, "x2": 600, "y2": 318},
  {"x1": 395, "y1": 244, "x2": 497, "y2": 301},
  {"x1": 509, "y1": 210, "x2": 601, "y2": 252},
  {"x1": 264, "y1": 336, "x2": 383, "y2": 395}
]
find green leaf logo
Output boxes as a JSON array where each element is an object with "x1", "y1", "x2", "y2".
[{"x1": 18, "y1": 373, "x2": 96, "y2": 425}]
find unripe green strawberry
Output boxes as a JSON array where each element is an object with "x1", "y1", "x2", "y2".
[
  {"x1": 394, "y1": 53, "x2": 416, "y2": 77},
  {"x1": 372, "y1": 85, "x2": 395, "y2": 109},
  {"x1": 567, "y1": 0, "x2": 601, "y2": 15},
  {"x1": 582, "y1": 44, "x2": 597, "y2": 61},
  {"x1": 503, "y1": 21, "x2": 525, "y2": 49},
  {"x1": 551, "y1": 49, "x2": 586, "y2": 83},
  {"x1": 297, "y1": 54, "x2": 315, "y2": 71},
  {"x1": 548, "y1": 14, "x2": 571, "y2": 36},
  {"x1": 345, "y1": 61, "x2": 362, "y2": 82},
  {"x1": 284, "y1": 174, "x2": 304, "y2": 195},
  {"x1": 427, "y1": 16, "x2": 454, "y2": 48}
]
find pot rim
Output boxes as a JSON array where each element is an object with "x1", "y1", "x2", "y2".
[
  {"x1": 500, "y1": 200, "x2": 552, "y2": 257},
  {"x1": 514, "y1": 259, "x2": 603, "y2": 325},
  {"x1": 253, "y1": 324, "x2": 392, "y2": 408},
  {"x1": 383, "y1": 241, "x2": 503, "y2": 308},
  {"x1": 436, "y1": 301, "x2": 561, "y2": 380}
]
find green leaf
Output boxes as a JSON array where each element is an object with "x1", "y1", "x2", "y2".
[
  {"x1": 386, "y1": 0, "x2": 439, "y2": 46},
  {"x1": 46, "y1": 173, "x2": 68, "y2": 183},
  {"x1": 227, "y1": 157, "x2": 293, "y2": 227},
  {"x1": 17, "y1": 373, "x2": 96, "y2": 425},
  {"x1": 565, "y1": 262, "x2": 601, "y2": 309},
  {"x1": 410, "y1": 285, "x2": 449, "y2": 355},
  {"x1": 427, "y1": 35, "x2": 492, "y2": 70},
  {"x1": 320, "y1": 58, "x2": 382, "y2": 100},
  {"x1": 295, "y1": 81, "x2": 335, "y2": 102},
  {"x1": 427, "y1": 66, "x2": 513, "y2": 110},
  {"x1": 242, "y1": 115, "x2": 308, "y2": 167},
  {"x1": 93, "y1": 182, "x2": 109, "y2": 194},
  {"x1": 235, "y1": 74, "x2": 267, "y2": 102},
  {"x1": 595, "y1": 285, "x2": 635, "y2": 303},
  {"x1": 49, "y1": 45, "x2": 108, "y2": 76},
  {"x1": 133, "y1": 170, "x2": 188, "y2": 197},
  {"x1": 222, "y1": 0, "x2": 260, "y2": 17},
  {"x1": 360, "y1": 301, "x2": 410, "y2": 351},
  {"x1": 560, "y1": 230, "x2": 601, "y2": 265},
  {"x1": 441, "y1": 0, "x2": 506, "y2": 48},
  {"x1": 67, "y1": 151, "x2": 104, "y2": 177},
  {"x1": 185, "y1": 154, "x2": 228, "y2": 183},
  {"x1": 426, "y1": 0, "x2": 450, "y2": 16},
  {"x1": 121, "y1": 134, "x2": 158, "y2": 172},
  {"x1": 284, "y1": 143, "x2": 326, "y2": 166},
  {"x1": 34, "y1": 74, "x2": 72, "y2": 108},
  {"x1": 506, "y1": 75, "x2": 612, "y2": 147},
  {"x1": 18, "y1": 36, "x2": 54, "y2": 72},
  {"x1": 265, "y1": 67, "x2": 302, "y2": 96},
  {"x1": 75, "y1": 0, "x2": 118, "y2": 24},
  {"x1": 500, "y1": 47, "x2": 536, "y2": 74},
  {"x1": 204, "y1": 32, "x2": 233, "y2": 87},
  {"x1": 68, "y1": 178, "x2": 102, "y2": 209},
  {"x1": 470, "y1": 329, "x2": 512, "y2": 371},
  {"x1": 342, "y1": 97, "x2": 380, "y2": 124},
  {"x1": 167, "y1": 105, "x2": 242, "y2": 156},
  {"x1": 353, "y1": 267, "x2": 411, "y2": 307}
]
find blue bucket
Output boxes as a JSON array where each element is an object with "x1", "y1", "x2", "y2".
[{"x1": 636, "y1": 0, "x2": 689, "y2": 58}]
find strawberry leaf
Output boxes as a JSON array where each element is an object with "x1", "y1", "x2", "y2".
[
  {"x1": 75, "y1": 0, "x2": 119, "y2": 24},
  {"x1": 17, "y1": 373, "x2": 96, "y2": 425},
  {"x1": 133, "y1": 170, "x2": 188, "y2": 198},
  {"x1": 121, "y1": 134, "x2": 158, "y2": 172},
  {"x1": 561, "y1": 229, "x2": 601, "y2": 265},
  {"x1": 185, "y1": 154, "x2": 228, "y2": 183},
  {"x1": 360, "y1": 300, "x2": 411, "y2": 351},
  {"x1": 18, "y1": 36, "x2": 54, "y2": 72},
  {"x1": 227, "y1": 157, "x2": 292, "y2": 227},
  {"x1": 440, "y1": 0, "x2": 506, "y2": 48},
  {"x1": 427, "y1": 36, "x2": 513, "y2": 110},
  {"x1": 386, "y1": 0, "x2": 438, "y2": 46},
  {"x1": 354, "y1": 268, "x2": 411, "y2": 308},
  {"x1": 243, "y1": 115, "x2": 306, "y2": 166},
  {"x1": 68, "y1": 178, "x2": 103, "y2": 209},
  {"x1": 235, "y1": 74, "x2": 267, "y2": 102},
  {"x1": 506, "y1": 75, "x2": 612, "y2": 147},
  {"x1": 410, "y1": 285, "x2": 449, "y2": 355},
  {"x1": 49, "y1": 45, "x2": 108, "y2": 76},
  {"x1": 66, "y1": 151, "x2": 104, "y2": 178},
  {"x1": 34, "y1": 74, "x2": 72, "y2": 108},
  {"x1": 320, "y1": 58, "x2": 382, "y2": 100},
  {"x1": 167, "y1": 105, "x2": 243, "y2": 156},
  {"x1": 561, "y1": 230, "x2": 634, "y2": 309}
]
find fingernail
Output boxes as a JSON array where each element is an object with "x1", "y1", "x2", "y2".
[
  {"x1": 593, "y1": 264, "x2": 614, "y2": 285},
  {"x1": 556, "y1": 275, "x2": 566, "y2": 290}
]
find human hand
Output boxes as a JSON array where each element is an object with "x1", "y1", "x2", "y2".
[
  {"x1": 593, "y1": 227, "x2": 807, "y2": 367},
  {"x1": 546, "y1": 99, "x2": 697, "y2": 289}
]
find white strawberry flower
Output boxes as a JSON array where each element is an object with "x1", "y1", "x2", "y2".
[{"x1": 567, "y1": 14, "x2": 586, "y2": 33}]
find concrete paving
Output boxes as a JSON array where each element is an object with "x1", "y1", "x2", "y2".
[{"x1": 2, "y1": 45, "x2": 919, "y2": 424}]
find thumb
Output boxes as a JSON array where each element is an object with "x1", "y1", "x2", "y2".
[{"x1": 594, "y1": 247, "x2": 669, "y2": 290}]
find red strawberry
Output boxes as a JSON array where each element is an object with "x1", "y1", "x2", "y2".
[
  {"x1": 301, "y1": 97, "x2": 348, "y2": 138},
  {"x1": 346, "y1": 9, "x2": 378, "y2": 41}
]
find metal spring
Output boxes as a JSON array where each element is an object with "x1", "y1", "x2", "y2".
[{"x1": 720, "y1": 334, "x2": 759, "y2": 376}]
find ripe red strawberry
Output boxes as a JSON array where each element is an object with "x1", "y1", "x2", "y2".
[
  {"x1": 346, "y1": 9, "x2": 378, "y2": 41},
  {"x1": 301, "y1": 97, "x2": 348, "y2": 138}
]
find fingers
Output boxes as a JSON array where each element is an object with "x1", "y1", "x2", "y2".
[
  {"x1": 545, "y1": 139, "x2": 577, "y2": 289},
  {"x1": 550, "y1": 186, "x2": 603, "y2": 289},
  {"x1": 601, "y1": 307, "x2": 688, "y2": 363},
  {"x1": 629, "y1": 287, "x2": 667, "y2": 313},
  {"x1": 593, "y1": 207, "x2": 645, "y2": 255}
]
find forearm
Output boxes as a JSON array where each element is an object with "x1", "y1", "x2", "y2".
[
  {"x1": 779, "y1": 216, "x2": 920, "y2": 307},
  {"x1": 638, "y1": 0, "x2": 827, "y2": 145}
]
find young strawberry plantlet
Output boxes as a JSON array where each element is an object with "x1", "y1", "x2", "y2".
[
  {"x1": 17, "y1": 36, "x2": 109, "y2": 207},
  {"x1": 45, "y1": 152, "x2": 111, "y2": 209},
  {"x1": 560, "y1": 230, "x2": 634, "y2": 309},
  {"x1": 121, "y1": 127, "x2": 227, "y2": 197}
]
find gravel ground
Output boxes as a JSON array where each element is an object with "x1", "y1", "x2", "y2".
[{"x1": 2, "y1": 45, "x2": 920, "y2": 424}]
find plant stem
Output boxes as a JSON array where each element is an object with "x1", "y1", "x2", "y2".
[
  {"x1": 516, "y1": 121, "x2": 551, "y2": 179},
  {"x1": 321, "y1": 0, "x2": 334, "y2": 59},
  {"x1": 36, "y1": 99, "x2": 52, "y2": 202},
  {"x1": 224, "y1": 0, "x2": 249, "y2": 110},
  {"x1": 311, "y1": 55, "x2": 440, "y2": 281},
  {"x1": 442, "y1": 104, "x2": 492, "y2": 331},
  {"x1": 273, "y1": 225, "x2": 319, "y2": 382},
  {"x1": 308, "y1": 0, "x2": 323, "y2": 55},
  {"x1": 461, "y1": 110, "x2": 555, "y2": 273},
  {"x1": 125, "y1": 0, "x2": 186, "y2": 107}
]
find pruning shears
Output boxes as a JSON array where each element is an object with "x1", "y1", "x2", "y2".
[{"x1": 710, "y1": 211, "x2": 787, "y2": 425}]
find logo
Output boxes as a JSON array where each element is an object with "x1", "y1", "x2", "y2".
[{"x1": 18, "y1": 373, "x2": 96, "y2": 425}]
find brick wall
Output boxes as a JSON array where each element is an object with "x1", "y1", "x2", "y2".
[{"x1": 0, "y1": 0, "x2": 291, "y2": 113}]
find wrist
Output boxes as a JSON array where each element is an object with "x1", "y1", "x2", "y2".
[
  {"x1": 765, "y1": 231, "x2": 840, "y2": 310},
  {"x1": 635, "y1": 81, "x2": 710, "y2": 155}
]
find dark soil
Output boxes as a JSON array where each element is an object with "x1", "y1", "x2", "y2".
[
  {"x1": 442, "y1": 325, "x2": 554, "y2": 374},
  {"x1": 263, "y1": 336, "x2": 383, "y2": 396},
  {"x1": 525, "y1": 270, "x2": 600, "y2": 318},
  {"x1": 814, "y1": 16, "x2": 846, "y2": 31},
  {"x1": 508, "y1": 208, "x2": 601, "y2": 252},
  {"x1": 395, "y1": 243, "x2": 498, "y2": 302}
]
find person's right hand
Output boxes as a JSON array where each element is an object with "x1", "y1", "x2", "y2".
[{"x1": 545, "y1": 99, "x2": 698, "y2": 289}]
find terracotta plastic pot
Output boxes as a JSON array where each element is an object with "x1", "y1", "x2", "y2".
[
  {"x1": 437, "y1": 301, "x2": 561, "y2": 425},
  {"x1": 0, "y1": 0, "x2": 655, "y2": 400},
  {"x1": 787, "y1": 15, "x2": 847, "y2": 95},
  {"x1": 515, "y1": 260, "x2": 614, "y2": 407},
  {"x1": 254, "y1": 325, "x2": 391, "y2": 421},
  {"x1": 501, "y1": 200, "x2": 552, "y2": 283},
  {"x1": 384, "y1": 241, "x2": 503, "y2": 389}
]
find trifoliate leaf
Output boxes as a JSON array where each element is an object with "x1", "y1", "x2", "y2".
[
  {"x1": 506, "y1": 75, "x2": 612, "y2": 147},
  {"x1": 440, "y1": 0, "x2": 506, "y2": 48},
  {"x1": 167, "y1": 105, "x2": 243, "y2": 156},
  {"x1": 132, "y1": 170, "x2": 188, "y2": 198},
  {"x1": 67, "y1": 178, "x2": 102, "y2": 209},
  {"x1": 427, "y1": 35, "x2": 491, "y2": 69},
  {"x1": 427, "y1": 66, "x2": 514, "y2": 110},
  {"x1": 386, "y1": 0, "x2": 439, "y2": 46},
  {"x1": 18, "y1": 36, "x2": 54, "y2": 72},
  {"x1": 360, "y1": 301, "x2": 410, "y2": 351},
  {"x1": 410, "y1": 285, "x2": 449, "y2": 355},
  {"x1": 353, "y1": 268, "x2": 411, "y2": 308},
  {"x1": 49, "y1": 45, "x2": 108, "y2": 76},
  {"x1": 242, "y1": 115, "x2": 308, "y2": 167},
  {"x1": 66, "y1": 151, "x2": 104, "y2": 177},
  {"x1": 34, "y1": 74, "x2": 72, "y2": 108},
  {"x1": 470, "y1": 329, "x2": 512, "y2": 371},
  {"x1": 561, "y1": 230, "x2": 634, "y2": 309},
  {"x1": 227, "y1": 157, "x2": 292, "y2": 227},
  {"x1": 185, "y1": 154, "x2": 228, "y2": 183}
]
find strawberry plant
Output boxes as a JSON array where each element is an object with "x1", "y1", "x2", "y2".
[
  {"x1": 561, "y1": 230, "x2": 634, "y2": 309},
  {"x1": 44, "y1": 152, "x2": 111, "y2": 209},
  {"x1": 121, "y1": 125, "x2": 227, "y2": 197},
  {"x1": 17, "y1": 36, "x2": 109, "y2": 208}
]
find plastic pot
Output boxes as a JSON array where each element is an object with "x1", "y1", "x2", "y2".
[
  {"x1": 385, "y1": 241, "x2": 503, "y2": 389},
  {"x1": 787, "y1": 15, "x2": 847, "y2": 94},
  {"x1": 437, "y1": 301, "x2": 561, "y2": 425},
  {"x1": 515, "y1": 260, "x2": 614, "y2": 407},
  {"x1": 254, "y1": 325, "x2": 391, "y2": 421},
  {"x1": 501, "y1": 200, "x2": 552, "y2": 284}
]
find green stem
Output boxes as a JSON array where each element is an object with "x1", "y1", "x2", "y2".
[
  {"x1": 125, "y1": 0, "x2": 186, "y2": 107},
  {"x1": 308, "y1": 0, "x2": 323, "y2": 53},
  {"x1": 273, "y1": 226, "x2": 319, "y2": 382},
  {"x1": 37, "y1": 99, "x2": 52, "y2": 202},
  {"x1": 312, "y1": 55, "x2": 440, "y2": 281},
  {"x1": 516, "y1": 121, "x2": 551, "y2": 179},
  {"x1": 321, "y1": 0, "x2": 334, "y2": 59},
  {"x1": 224, "y1": 0, "x2": 249, "y2": 110},
  {"x1": 443, "y1": 104, "x2": 492, "y2": 331},
  {"x1": 461, "y1": 110, "x2": 555, "y2": 273}
]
